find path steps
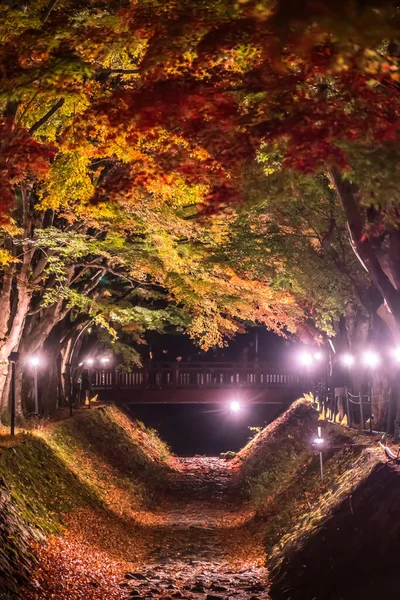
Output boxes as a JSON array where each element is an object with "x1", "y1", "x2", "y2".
[{"x1": 120, "y1": 457, "x2": 269, "y2": 600}]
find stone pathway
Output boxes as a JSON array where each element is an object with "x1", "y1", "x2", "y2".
[{"x1": 121, "y1": 457, "x2": 269, "y2": 600}]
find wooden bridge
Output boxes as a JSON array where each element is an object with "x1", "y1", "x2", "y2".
[{"x1": 92, "y1": 362, "x2": 303, "y2": 405}]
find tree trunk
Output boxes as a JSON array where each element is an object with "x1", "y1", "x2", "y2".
[
  {"x1": 0, "y1": 257, "x2": 33, "y2": 413},
  {"x1": 40, "y1": 356, "x2": 59, "y2": 414},
  {"x1": 329, "y1": 169, "x2": 400, "y2": 332}
]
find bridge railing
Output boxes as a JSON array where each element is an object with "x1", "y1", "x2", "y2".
[{"x1": 93, "y1": 362, "x2": 299, "y2": 390}]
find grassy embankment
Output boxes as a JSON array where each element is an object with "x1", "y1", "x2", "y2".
[
  {"x1": 235, "y1": 398, "x2": 398, "y2": 600},
  {"x1": 0, "y1": 405, "x2": 173, "y2": 600}
]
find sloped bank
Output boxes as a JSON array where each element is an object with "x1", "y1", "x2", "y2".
[
  {"x1": 0, "y1": 406, "x2": 172, "y2": 600},
  {"x1": 268, "y1": 449, "x2": 400, "y2": 600},
  {"x1": 0, "y1": 485, "x2": 39, "y2": 599},
  {"x1": 233, "y1": 399, "x2": 320, "y2": 506},
  {"x1": 234, "y1": 399, "x2": 394, "y2": 600}
]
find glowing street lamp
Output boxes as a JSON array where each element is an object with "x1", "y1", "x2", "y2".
[
  {"x1": 314, "y1": 351, "x2": 323, "y2": 361},
  {"x1": 100, "y1": 356, "x2": 110, "y2": 366},
  {"x1": 29, "y1": 355, "x2": 41, "y2": 415},
  {"x1": 362, "y1": 351, "x2": 380, "y2": 368},
  {"x1": 230, "y1": 400, "x2": 241, "y2": 413},
  {"x1": 299, "y1": 351, "x2": 313, "y2": 367},
  {"x1": 393, "y1": 348, "x2": 400, "y2": 363},
  {"x1": 312, "y1": 436, "x2": 325, "y2": 446},
  {"x1": 341, "y1": 353, "x2": 355, "y2": 368}
]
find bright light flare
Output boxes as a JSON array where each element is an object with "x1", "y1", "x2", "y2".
[
  {"x1": 30, "y1": 356, "x2": 40, "y2": 367},
  {"x1": 362, "y1": 351, "x2": 380, "y2": 368},
  {"x1": 393, "y1": 348, "x2": 400, "y2": 363},
  {"x1": 341, "y1": 353, "x2": 355, "y2": 367},
  {"x1": 299, "y1": 352, "x2": 313, "y2": 367},
  {"x1": 313, "y1": 437, "x2": 325, "y2": 445},
  {"x1": 100, "y1": 356, "x2": 110, "y2": 365},
  {"x1": 314, "y1": 351, "x2": 323, "y2": 361},
  {"x1": 86, "y1": 358, "x2": 94, "y2": 366},
  {"x1": 230, "y1": 401, "x2": 241, "y2": 412}
]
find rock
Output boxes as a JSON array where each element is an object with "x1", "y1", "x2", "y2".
[
  {"x1": 126, "y1": 572, "x2": 147, "y2": 581},
  {"x1": 89, "y1": 581, "x2": 100, "y2": 588},
  {"x1": 191, "y1": 583, "x2": 206, "y2": 593},
  {"x1": 210, "y1": 583, "x2": 228, "y2": 592}
]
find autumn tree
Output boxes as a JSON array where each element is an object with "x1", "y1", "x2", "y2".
[
  {"x1": 3, "y1": 1, "x2": 400, "y2": 419},
  {"x1": 105, "y1": 0, "x2": 400, "y2": 338},
  {"x1": 0, "y1": 1, "x2": 309, "y2": 418}
]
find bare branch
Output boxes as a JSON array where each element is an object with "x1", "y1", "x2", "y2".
[{"x1": 42, "y1": 0, "x2": 61, "y2": 23}]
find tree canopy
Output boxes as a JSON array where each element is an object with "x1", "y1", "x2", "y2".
[{"x1": 1, "y1": 0, "x2": 400, "y2": 415}]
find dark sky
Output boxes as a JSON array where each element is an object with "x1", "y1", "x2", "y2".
[{"x1": 144, "y1": 327, "x2": 290, "y2": 363}]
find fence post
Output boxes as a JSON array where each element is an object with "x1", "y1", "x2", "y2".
[
  {"x1": 345, "y1": 387, "x2": 351, "y2": 427},
  {"x1": 386, "y1": 388, "x2": 392, "y2": 434},
  {"x1": 394, "y1": 389, "x2": 400, "y2": 442},
  {"x1": 171, "y1": 363, "x2": 178, "y2": 387},
  {"x1": 333, "y1": 393, "x2": 338, "y2": 424},
  {"x1": 359, "y1": 392, "x2": 364, "y2": 430}
]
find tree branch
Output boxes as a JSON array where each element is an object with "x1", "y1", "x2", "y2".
[
  {"x1": 29, "y1": 98, "x2": 64, "y2": 135},
  {"x1": 73, "y1": 262, "x2": 161, "y2": 287},
  {"x1": 42, "y1": 0, "x2": 61, "y2": 23},
  {"x1": 98, "y1": 69, "x2": 140, "y2": 75},
  {"x1": 329, "y1": 168, "x2": 400, "y2": 323}
]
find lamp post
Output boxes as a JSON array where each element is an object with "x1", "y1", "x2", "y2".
[
  {"x1": 312, "y1": 426, "x2": 325, "y2": 483},
  {"x1": 100, "y1": 356, "x2": 111, "y2": 388},
  {"x1": 29, "y1": 356, "x2": 40, "y2": 416},
  {"x1": 362, "y1": 350, "x2": 380, "y2": 432},
  {"x1": 313, "y1": 350, "x2": 326, "y2": 413},
  {"x1": 85, "y1": 358, "x2": 94, "y2": 408},
  {"x1": 65, "y1": 362, "x2": 73, "y2": 417},
  {"x1": 8, "y1": 352, "x2": 19, "y2": 436},
  {"x1": 298, "y1": 349, "x2": 325, "y2": 407},
  {"x1": 341, "y1": 353, "x2": 355, "y2": 427},
  {"x1": 65, "y1": 319, "x2": 94, "y2": 416},
  {"x1": 299, "y1": 351, "x2": 313, "y2": 396}
]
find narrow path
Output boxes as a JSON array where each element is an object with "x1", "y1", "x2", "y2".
[{"x1": 123, "y1": 457, "x2": 269, "y2": 600}]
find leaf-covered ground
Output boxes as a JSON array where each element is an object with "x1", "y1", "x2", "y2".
[
  {"x1": 0, "y1": 406, "x2": 173, "y2": 599},
  {"x1": 0, "y1": 400, "x2": 393, "y2": 600},
  {"x1": 23, "y1": 457, "x2": 268, "y2": 600}
]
